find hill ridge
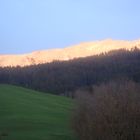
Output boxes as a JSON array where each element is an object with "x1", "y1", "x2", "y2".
[{"x1": 0, "y1": 39, "x2": 140, "y2": 67}]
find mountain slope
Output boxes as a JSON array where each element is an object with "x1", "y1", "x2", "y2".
[
  {"x1": 0, "y1": 84, "x2": 74, "y2": 140},
  {"x1": 0, "y1": 39, "x2": 140, "y2": 67}
]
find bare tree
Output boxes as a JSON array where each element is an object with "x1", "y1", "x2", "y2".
[{"x1": 72, "y1": 81, "x2": 140, "y2": 140}]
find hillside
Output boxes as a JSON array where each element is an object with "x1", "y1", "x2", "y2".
[
  {"x1": 0, "y1": 48, "x2": 140, "y2": 95},
  {"x1": 0, "y1": 85, "x2": 75, "y2": 140},
  {"x1": 0, "y1": 39, "x2": 140, "y2": 67}
]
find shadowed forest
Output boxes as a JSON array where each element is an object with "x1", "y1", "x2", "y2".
[{"x1": 0, "y1": 47, "x2": 140, "y2": 96}]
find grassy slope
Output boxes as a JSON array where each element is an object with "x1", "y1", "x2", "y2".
[{"x1": 0, "y1": 84, "x2": 75, "y2": 140}]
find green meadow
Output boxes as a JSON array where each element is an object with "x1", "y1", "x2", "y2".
[{"x1": 0, "y1": 84, "x2": 75, "y2": 140}]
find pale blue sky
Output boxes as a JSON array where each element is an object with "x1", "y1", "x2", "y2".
[{"x1": 0, "y1": 0, "x2": 140, "y2": 54}]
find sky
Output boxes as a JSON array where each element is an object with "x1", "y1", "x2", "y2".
[{"x1": 0, "y1": 0, "x2": 140, "y2": 54}]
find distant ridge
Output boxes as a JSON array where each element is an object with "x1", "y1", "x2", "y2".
[{"x1": 0, "y1": 39, "x2": 140, "y2": 67}]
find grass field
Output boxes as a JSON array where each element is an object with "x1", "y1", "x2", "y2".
[{"x1": 0, "y1": 84, "x2": 75, "y2": 140}]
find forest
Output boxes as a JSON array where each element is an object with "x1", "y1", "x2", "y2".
[{"x1": 0, "y1": 47, "x2": 140, "y2": 96}]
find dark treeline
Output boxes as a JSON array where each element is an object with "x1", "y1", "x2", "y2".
[{"x1": 0, "y1": 47, "x2": 140, "y2": 95}]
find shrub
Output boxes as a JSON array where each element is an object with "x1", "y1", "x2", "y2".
[{"x1": 72, "y1": 81, "x2": 140, "y2": 140}]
